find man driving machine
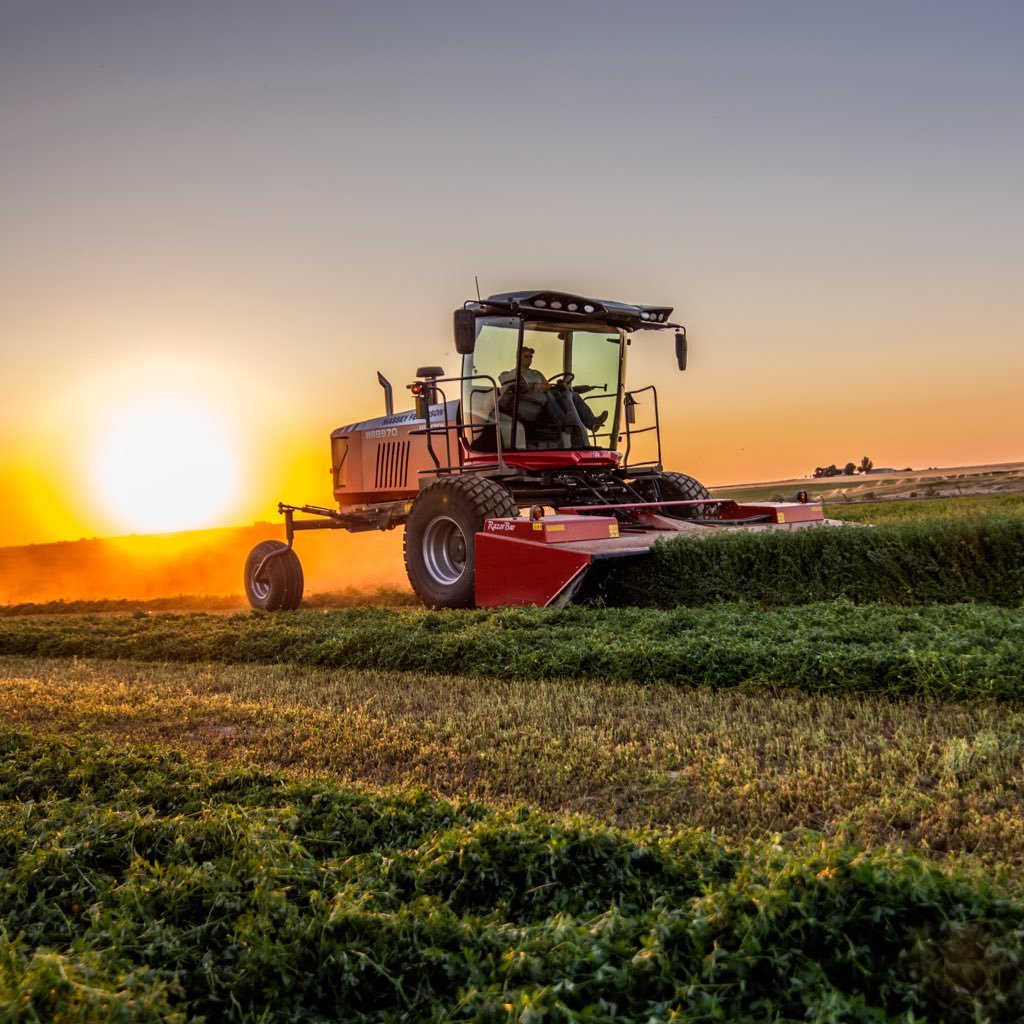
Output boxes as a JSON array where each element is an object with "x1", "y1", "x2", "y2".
[{"x1": 499, "y1": 346, "x2": 608, "y2": 447}]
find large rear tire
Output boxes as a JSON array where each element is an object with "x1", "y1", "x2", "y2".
[
  {"x1": 655, "y1": 471, "x2": 713, "y2": 519},
  {"x1": 404, "y1": 477, "x2": 518, "y2": 608},
  {"x1": 244, "y1": 540, "x2": 304, "y2": 611}
]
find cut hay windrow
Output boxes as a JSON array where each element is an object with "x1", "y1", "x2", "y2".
[
  {"x1": 613, "y1": 514, "x2": 1024, "y2": 608},
  {"x1": 2, "y1": 602, "x2": 1024, "y2": 701},
  {"x1": 2, "y1": 728, "x2": 1022, "y2": 1023}
]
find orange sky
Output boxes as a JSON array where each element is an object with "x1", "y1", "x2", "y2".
[{"x1": 2, "y1": 3, "x2": 1022, "y2": 548}]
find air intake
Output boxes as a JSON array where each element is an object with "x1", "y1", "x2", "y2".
[{"x1": 374, "y1": 440, "x2": 411, "y2": 490}]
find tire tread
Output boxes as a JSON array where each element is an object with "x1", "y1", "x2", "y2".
[{"x1": 403, "y1": 476, "x2": 518, "y2": 608}]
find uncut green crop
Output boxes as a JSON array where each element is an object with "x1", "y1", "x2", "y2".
[
  {"x1": 2, "y1": 601, "x2": 1024, "y2": 701},
  {"x1": 2, "y1": 729, "x2": 1023, "y2": 1023},
  {"x1": 614, "y1": 514, "x2": 1024, "y2": 608}
]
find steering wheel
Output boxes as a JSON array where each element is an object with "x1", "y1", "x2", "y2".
[{"x1": 547, "y1": 372, "x2": 575, "y2": 393}]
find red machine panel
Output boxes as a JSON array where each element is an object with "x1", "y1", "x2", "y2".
[
  {"x1": 481, "y1": 515, "x2": 620, "y2": 544},
  {"x1": 475, "y1": 534, "x2": 594, "y2": 607},
  {"x1": 462, "y1": 447, "x2": 622, "y2": 473},
  {"x1": 476, "y1": 515, "x2": 634, "y2": 607},
  {"x1": 718, "y1": 502, "x2": 825, "y2": 524}
]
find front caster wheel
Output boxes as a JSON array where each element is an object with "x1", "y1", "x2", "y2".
[{"x1": 244, "y1": 540, "x2": 304, "y2": 610}]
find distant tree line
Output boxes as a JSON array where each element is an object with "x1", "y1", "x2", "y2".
[{"x1": 813, "y1": 456, "x2": 874, "y2": 478}]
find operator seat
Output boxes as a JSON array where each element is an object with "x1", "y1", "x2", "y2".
[{"x1": 467, "y1": 387, "x2": 525, "y2": 451}]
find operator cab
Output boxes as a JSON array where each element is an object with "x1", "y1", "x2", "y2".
[
  {"x1": 455, "y1": 289, "x2": 681, "y2": 461},
  {"x1": 462, "y1": 316, "x2": 623, "y2": 453}
]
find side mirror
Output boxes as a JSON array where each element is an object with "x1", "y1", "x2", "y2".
[
  {"x1": 624, "y1": 393, "x2": 637, "y2": 426},
  {"x1": 454, "y1": 309, "x2": 476, "y2": 354},
  {"x1": 675, "y1": 329, "x2": 688, "y2": 371}
]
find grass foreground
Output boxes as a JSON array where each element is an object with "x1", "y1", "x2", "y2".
[
  {"x1": 3, "y1": 490, "x2": 1023, "y2": 1021},
  {"x1": 3, "y1": 727, "x2": 1023, "y2": 1023},
  {"x1": 4, "y1": 655, "x2": 1024, "y2": 869}
]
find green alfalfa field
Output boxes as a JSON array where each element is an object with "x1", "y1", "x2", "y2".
[{"x1": 2, "y1": 492, "x2": 1024, "y2": 1021}]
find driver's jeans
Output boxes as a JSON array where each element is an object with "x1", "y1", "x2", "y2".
[
  {"x1": 523, "y1": 385, "x2": 592, "y2": 446},
  {"x1": 552, "y1": 391, "x2": 590, "y2": 445}
]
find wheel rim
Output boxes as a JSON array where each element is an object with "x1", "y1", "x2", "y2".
[
  {"x1": 422, "y1": 516, "x2": 469, "y2": 585},
  {"x1": 250, "y1": 571, "x2": 271, "y2": 601}
]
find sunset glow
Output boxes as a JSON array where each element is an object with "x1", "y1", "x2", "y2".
[
  {"x1": 1, "y1": 3, "x2": 1022, "y2": 560},
  {"x1": 91, "y1": 398, "x2": 240, "y2": 535}
]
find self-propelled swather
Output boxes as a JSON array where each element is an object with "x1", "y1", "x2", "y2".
[{"x1": 244, "y1": 289, "x2": 826, "y2": 610}]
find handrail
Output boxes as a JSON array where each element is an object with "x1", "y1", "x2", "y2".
[
  {"x1": 622, "y1": 384, "x2": 662, "y2": 472},
  {"x1": 409, "y1": 373, "x2": 509, "y2": 475}
]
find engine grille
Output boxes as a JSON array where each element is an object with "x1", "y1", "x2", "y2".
[{"x1": 374, "y1": 440, "x2": 411, "y2": 491}]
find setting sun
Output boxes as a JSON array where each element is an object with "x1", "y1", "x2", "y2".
[{"x1": 91, "y1": 397, "x2": 240, "y2": 534}]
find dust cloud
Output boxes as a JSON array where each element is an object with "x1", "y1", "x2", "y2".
[{"x1": 0, "y1": 523, "x2": 408, "y2": 605}]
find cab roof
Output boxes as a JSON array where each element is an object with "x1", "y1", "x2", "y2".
[{"x1": 469, "y1": 290, "x2": 677, "y2": 331}]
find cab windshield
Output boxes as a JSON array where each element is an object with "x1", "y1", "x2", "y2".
[{"x1": 462, "y1": 317, "x2": 622, "y2": 452}]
